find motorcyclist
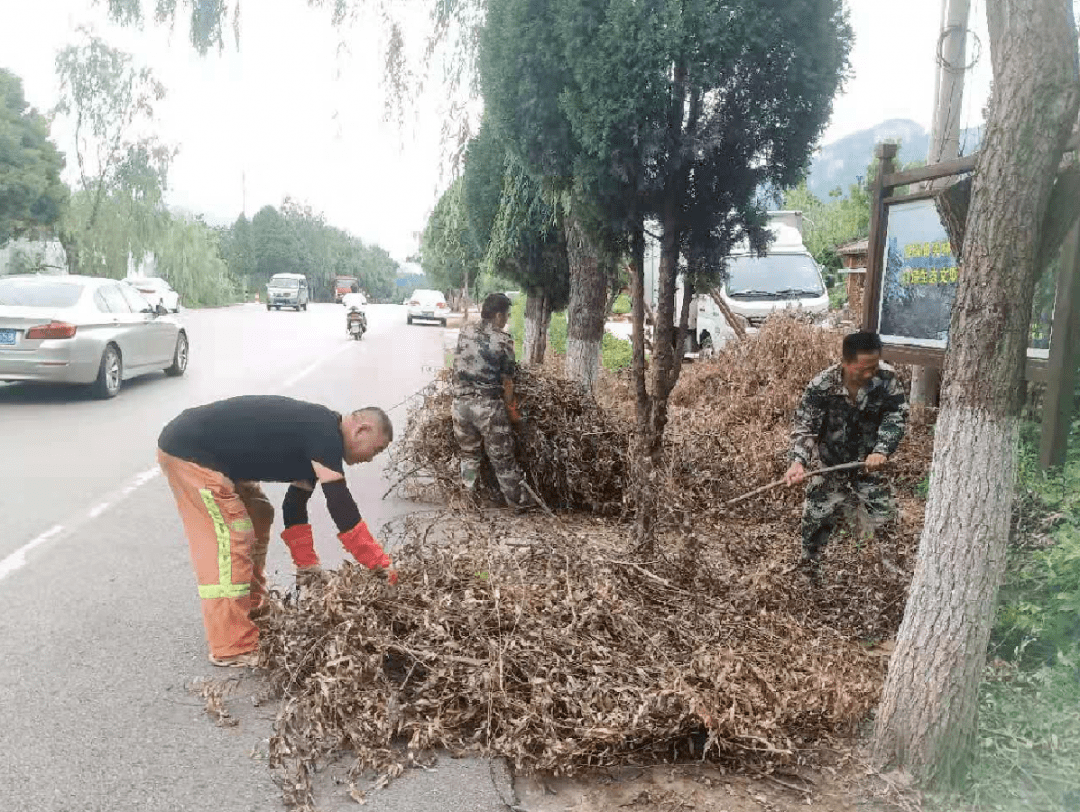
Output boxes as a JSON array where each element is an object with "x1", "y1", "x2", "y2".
[{"x1": 342, "y1": 285, "x2": 367, "y2": 335}]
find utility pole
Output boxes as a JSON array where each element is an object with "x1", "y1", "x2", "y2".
[{"x1": 913, "y1": 0, "x2": 970, "y2": 406}]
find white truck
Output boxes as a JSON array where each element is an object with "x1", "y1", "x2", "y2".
[{"x1": 642, "y1": 211, "x2": 828, "y2": 353}]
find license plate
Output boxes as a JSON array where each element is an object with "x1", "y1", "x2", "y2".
[
  {"x1": 0, "y1": 329, "x2": 15, "y2": 346},
  {"x1": 422, "y1": 311, "x2": 433, "y2": 317}
]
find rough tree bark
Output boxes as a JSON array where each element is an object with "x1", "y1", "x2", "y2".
[
  {"x1": 563, "y1": 211, "x2": 607, "y2": 389},
  {"x1": 522, "y1": 291, "x2": 552, "y2": 366},
  {"x1": 871, "y1": 0, "x2": 1079, "y2": 787}
]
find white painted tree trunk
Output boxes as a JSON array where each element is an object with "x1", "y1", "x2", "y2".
[
  {"x1": 871, "y1": 0, "x2": 1079, "y2": 786},
  {"x1": 871, "y1": 405, "x2": 1016, "y2": 780}
]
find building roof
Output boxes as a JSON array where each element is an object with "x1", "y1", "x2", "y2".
[{"x1": 836, "y1": 238, "x2": 869, "y2": 255}]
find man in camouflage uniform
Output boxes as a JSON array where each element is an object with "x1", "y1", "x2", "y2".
[
  {"x1": 452, "y1": 292, "x2": 534, "y2": 509},
  {"x1": 782, "y1": 331, "x2": 909, "y2": 576}
]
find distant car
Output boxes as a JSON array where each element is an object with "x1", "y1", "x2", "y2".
[
  {"x1": 126, "y1": 276, "x2": 181, "y2": 312},
  {"x1": 266, "y1": 273, "x2": 310, "y2": 311},
  {"x1": 406, "y1": 289, "x2": 449, "y2": 326},
  {"x1": 0, "y1": 275, "x2": 189, "y2": 399}
]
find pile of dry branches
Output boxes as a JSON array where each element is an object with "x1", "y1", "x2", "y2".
[
  {"x1": 387, "y1": 366, "x2": 628, "y2": 514},
  {"x1": 257, "y1": 313, "x2": 936, "y2": 809},
  {"x1": 259, "y1": 512, "x2": 891, "y2": 809}
]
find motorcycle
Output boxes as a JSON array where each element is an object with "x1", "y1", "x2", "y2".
[{"x1": 346, "y1": 307, "x2": 367, "y2": 340}]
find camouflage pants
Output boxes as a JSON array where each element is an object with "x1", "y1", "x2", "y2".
[
  {"x1": 800, "y1": 471, "x2": 894, "y2": 558},
  {"x1": 452, "y1": 396, "x2": 528, "y2": 507}
]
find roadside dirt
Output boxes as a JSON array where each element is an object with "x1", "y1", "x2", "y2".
[{"x1": 513, "y1": 758, "x2": 886, "y2": 812}]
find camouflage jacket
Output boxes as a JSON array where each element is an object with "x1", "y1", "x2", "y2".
[
  {"x1": 789, "y1": 362, "x2": 909, "y2": 468},
  {"x1": 452, "y1": 320, "x2": 516, "y2": 400}
]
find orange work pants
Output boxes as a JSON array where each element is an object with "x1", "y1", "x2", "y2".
[{"x1": 157, "y1": 450, "x2": 274, "y2": 659}]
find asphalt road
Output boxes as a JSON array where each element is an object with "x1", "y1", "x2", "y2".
[{"x1": 0, "y1": 303, "x2": 518, "y2": 812}]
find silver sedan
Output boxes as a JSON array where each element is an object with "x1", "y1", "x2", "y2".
[{"x1": 0, "y1": 275, "x2": 189, "y2": 398}]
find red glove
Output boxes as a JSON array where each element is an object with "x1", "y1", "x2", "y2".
[
  {"x1": 338, "y1": 521, "x2": 398, "y2": 584},
  {"x1": 281, "y1": 524, "x2": 320, "y2": 569}
]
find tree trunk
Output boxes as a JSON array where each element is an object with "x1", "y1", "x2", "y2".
[
  {"x1": 633, "y1": 58, "x2": 690, "y2": 552},
  {"x1": 563, "y1": 210, "x2": 606, "y2": 389},
  {"x1": 628, "y1": 215, "x2": 657, "y2": 550},
  {"x1": 871, "y1": 0, "x2": 1079, "y2": 786},
  {"x1": 523, "y1": 291, "x2": 551, "y2": 366}
]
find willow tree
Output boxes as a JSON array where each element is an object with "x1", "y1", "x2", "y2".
[
  {"x1": 54, "y1": 34, "x2": 172, "y2": 274},
  {"x1": 463, "y1": 118, "x2": 570, "y2": 364},
  {"x1": 870, "y1": 0, "x2": 1080, "y2": 786}
]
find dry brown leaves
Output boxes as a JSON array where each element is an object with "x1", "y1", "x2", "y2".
[
  {"x1": 258, "y1": 313, "x2": 936, "y2": 809},
  {"x1": 259, "y1": 514, "x2": 894, "y2": 809},
  {"x1": 387, "y1": 365, "x2": 628, "y2": 514}
]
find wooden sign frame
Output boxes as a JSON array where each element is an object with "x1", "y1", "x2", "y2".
[{"x1": 861, "y1": 139, "x2": 1080, "y2": 468}]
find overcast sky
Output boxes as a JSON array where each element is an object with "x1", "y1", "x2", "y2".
[{"x1": 0, "y1": 0, "x2": 996, "y2": 262}]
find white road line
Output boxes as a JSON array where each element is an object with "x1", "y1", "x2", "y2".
[
  {"x1": 0, "y1": 525, "x2": 65, "y2": 581},
  {"x1": 281, "y1": 341, "x2": 352, "y2": 390},
  {"x1": 1, "y1": 467, "x2": 161, "y2": 584},
  {"x1": 88, "y1": 503, "x2": 112, "y2": 519}
]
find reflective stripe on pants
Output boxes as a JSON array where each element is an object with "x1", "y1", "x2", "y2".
[{"x1": 157, "y1": 449, "x2": 263, "y2": 659}]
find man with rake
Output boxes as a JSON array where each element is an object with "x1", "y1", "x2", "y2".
[{"x1": 782, "y1": 331, "x2": 909, "y2": 580}]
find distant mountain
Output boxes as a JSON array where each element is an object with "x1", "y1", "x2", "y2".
[{"x1": 805, "y1": 118, "x2": 983, "y2": 200}]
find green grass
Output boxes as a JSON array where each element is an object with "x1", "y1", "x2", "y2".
[
  {"x1": 507, "y1": 303, "x2": 631, "y2": 371},
  {"x1": 935, "y1": 420, "x2": 1080, "y2": 812},
  {"x1": 932, "y1": 650, "x2": 1080, "y2": 812},
  {"x1": 601, "y1": 330, "x2": 633, "y2": 371}
]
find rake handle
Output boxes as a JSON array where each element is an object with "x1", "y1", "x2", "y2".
[{"x1": 723, "y1": 461, "x2": 866, "y2": 507}]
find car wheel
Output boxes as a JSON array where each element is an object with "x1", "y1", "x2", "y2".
[
  {"x1": 407, "y1": 315, "x2": 413, "y2": 325},
  {"x1": 165, "y1": 332, "x2": 188, "y2": 377},
  {"x1": 267, "y1": 304, "x2": 272, "y2": 311},
  {"x1": 92, "y1": 344, "x2": 122, "y2": 399},
  {"x1": 302, "y1": 303, "x2": 308, "y2": 311}
]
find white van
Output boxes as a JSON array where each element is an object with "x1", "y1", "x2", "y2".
[
  {"x1": 716, "y1": 211, "x2": 828, "y2": 328},
  {"x1": 643, "y1": 211, "x2": 827, "y2": 353},
  {"x1": 266, "y1": 273, "x2": 310, "y2": 311}
]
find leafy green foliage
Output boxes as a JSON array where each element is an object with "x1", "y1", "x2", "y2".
[
  {"x1": 155, "y1": 215, "x2": 237, "y2": 306},
  {"x1": 54, "y1": 35, "x2": 174, "y2": 274},
  {"x1": 421, "y1": 178, "x2": 481, "y2": 295},
  {"x1": 994, "y1": 435, "x2": 1080, "y2": 665},
  {"x1": 226, "y1": 201, "x2": 397, "y2": 301},
  {"x1": 0, "y1": 69, "x2": 67, "y2": 245},
  {"x1": 933, "y1": 652, "x2": 1080, "y2": 812},
  {"x1": 943, "y1": 428, "x2": 1080, "y2": 811},
  {"x1": 610, "y1": 294, "x2": 631, "y2": 316},
  {"x1": 100, "y1": 0, "x2": 240, "y2": 54},
  {"x1": 600, "y1": 331, "x2": 632, "y2": 371},
  {"x1": 54, "y1": 33, "x2": 170, "y2": 199},
  {"x1": 783, "y1": 179, "x2": 870, "y2": 283}
]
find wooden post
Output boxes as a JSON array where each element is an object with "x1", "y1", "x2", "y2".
[
  {"x1": 862, "y1": 143, "x2": 899, "y2": 332},
  {"x1": 1039, "y1": 220, "x2": 1080, "y2": 469}
]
